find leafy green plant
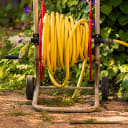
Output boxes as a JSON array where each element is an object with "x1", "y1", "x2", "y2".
[
  {"x1": 7, "y1": 109, "x2": 32, "y2": 116},
  {"x1": 0, "y1": 0, "x2": 33, "y2": 29},
  {"x1": 0, "y1": 0, "x2": 128, "y2": 100},
  {"x1": 100, "y1": 0, "x2": 128, "y2": 99}
]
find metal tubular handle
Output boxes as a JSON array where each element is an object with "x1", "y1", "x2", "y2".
[{"x1": 5, "y1": 55, "x2": 19, "y2": 59}]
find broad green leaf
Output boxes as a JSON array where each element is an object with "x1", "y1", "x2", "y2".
[
  {"x1": 28, "y1": 47, "x2": 34, "y2": 58},
  {"x1": 81, "y1": 13, "x2": 88, "y2": 20},
  {"x1": 56, "y1": 0, "x2": 62, "y2": 12},
  {"x1": 100, "y1": 16, "x2": 106, "y2": 24},
  {"x1": 107, "y1": 65, "x2": 119, "y2": 78},
  {"x1": 85, "y1": 5, "x2": 90, "y2": 13},
  {"x1": 112, "y1": 44, "x2": 119, "y2": 49},
  {"x1": 67, "y1": 0, "x2": 78, "y2": 7},
  {"x1": 120, "y1": 64, "x2": 128, "y2": 73},
  {"x1": 123, "y1": 90, "x2": 128, "y2": 100},
  {"x1": 120, "y1": 1, "x2": 128, "y2": 15},
  {"x1": 100, "y1": 44, "x2": 113, "y2": 56},
  {"x1": 0, "y1": 67, "x2": 4, "y2": 79},
  {"x1": 76, "y1": 13, "x2": 82, "y2": 20},
  {"x1": 102, "y1": 56, "x2": 115, "y2": 66},
  {"x1": 46, "y1": 4, "x2": 55, "y2": 11},
  {"x1": 101, "y1": 27, "x2": 112, "y2": 38},
  {"x1": 109, "y1": 11, "x2": 121, "y2": 23},
  {"x1": 109, "y1": 13, "x2": 116, "y2": 23},
  {"x1": 115, "y1": 72, "x2": 126, "y2": 84},
  {"x1": 21, "y1": 14, "x2": 27, "y2": 21},
  {"x1": 110, "y1": 0, "x2": 122, "y2": 7},
  {"x1": 119, "y1": 30, "x2": 128, "y2": 41},
  {"x1": 118, "y1": 15, "x2": 128, "y2": 26},
  {"x1": 100, "y1": 70, "x2": 108, "y2": 80},
  {"x1": 122, "y1": 74, "x2": 128, "y2": 89},
  {"x1": 101, "y1": 4, "x2": 112, "y2": 15},
  {"x1": 76, "y1": 69, "x2": 81, "y2": 79},
  {"x1": 62, "y1": 0, "x2": 68, "y2": 5}
]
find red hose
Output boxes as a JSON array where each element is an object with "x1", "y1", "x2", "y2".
[
  {"x1": 89, "y1": 1, "x2": 92, "y2": 81},
  {"x1": 39, "y1": 1, "x2": 45, "y2": 80}
]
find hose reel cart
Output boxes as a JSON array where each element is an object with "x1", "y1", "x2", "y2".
[{"x1": 5, "y1": 0, "x2": 128, "y2": 112}]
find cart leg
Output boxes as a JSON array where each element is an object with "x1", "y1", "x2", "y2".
[
  {"x1": 32, "y1": 0, "x2": 40, "y2": 106},
  {"x1": 94, "y1": 0, "x2": 100, "y2": 108}
]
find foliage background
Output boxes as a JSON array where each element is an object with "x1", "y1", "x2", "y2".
[{"x1": 0, "y1": 0, "x2": 128, "y2": 99}]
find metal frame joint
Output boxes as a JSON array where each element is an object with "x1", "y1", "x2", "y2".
[
  {"x1": 94, "y1": 34, "x2": 103, "y2": 46},
  {"x1": 31, "y1": 33, "x2": 39, "y2": 45}
]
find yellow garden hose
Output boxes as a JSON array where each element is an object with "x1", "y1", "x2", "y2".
[
  {"x1": 115, "y1": 40, "x2": 128, "y2": 47},
  {"x1": 42, "y1": 12, "x2": 89, "y2": 97},
  {"x1": 40, "y1": 12, "x2": 128, "y2": 97},
  {"x1": 19, "y1": 41, "x2": 31, "y2": 58}
]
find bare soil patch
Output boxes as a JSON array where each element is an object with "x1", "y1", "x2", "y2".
[{"x1": 0, "y1": 90, "x2": 128, "y2": 128}]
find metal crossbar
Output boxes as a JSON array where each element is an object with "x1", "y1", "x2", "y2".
[{"x1": 40, "y1": 86, "x2": 94, "y2": 90}]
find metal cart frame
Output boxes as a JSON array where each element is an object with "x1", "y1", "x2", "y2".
[{"x1": 32, "y1": 0, "x2": 101, "y2": 112}]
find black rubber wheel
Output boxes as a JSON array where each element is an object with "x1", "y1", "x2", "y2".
[
  {"x1": 101, "y1": 77, "x2": 109, "y2": 101},
  {"x1": 26, "y1": 75, "x2": 35, "y2": 100}
]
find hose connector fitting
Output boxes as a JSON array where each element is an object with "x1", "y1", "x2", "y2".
[
  {"x1": 94, "y1": 34, "x2": 103, "y2": 46},
  {"x1": 31, "y1": 33, "x2": 39, "y2": 45}
]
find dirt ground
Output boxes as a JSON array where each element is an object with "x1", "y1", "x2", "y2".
[{"x1": 0, "y1": 90, "x2": 128, "y2": 128}]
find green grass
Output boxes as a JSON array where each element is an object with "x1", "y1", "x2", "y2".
[
  {"x1": 18, "y1": 101, "x2": 32, "y2": 105},
  {"x1": 7, "y1": 109, "x2": 32, "y2": 116},
  {"x1": 95, "y1": 108, "x2": 102, "y2": 112},
  {"x1": 17, "y1": 91, "x2": 24, "y2": 95},
  {"x1": 83, "y1": 119, "x2": 95, "y2": 124},
  {"x1": 38, "y1": 96, "x2": 75, "y2": 107},
  {"x1": 40, "y1": 111, "x2": 53, "y2": 121},
  {"x1": 71, "y1": 119, "x2": 96, "y2": 124}
]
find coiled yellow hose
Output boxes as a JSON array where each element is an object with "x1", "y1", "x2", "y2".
[
  {"x1": 42, "y1": 12, "x2": 89, "y2": 97},
  {"x1": 40, "y1": 12, "x2": 128, "y2": 97}
]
